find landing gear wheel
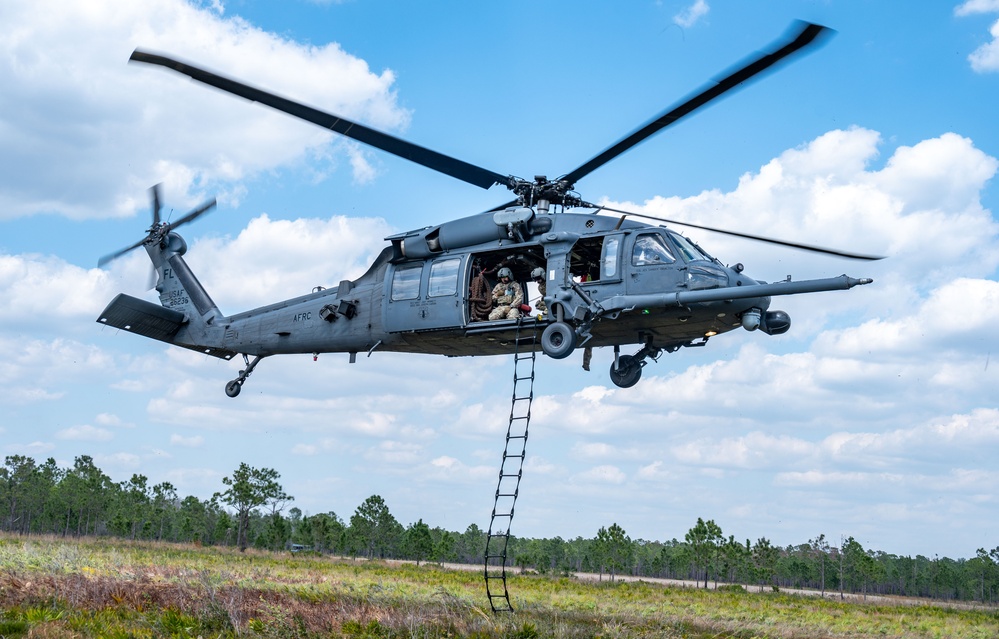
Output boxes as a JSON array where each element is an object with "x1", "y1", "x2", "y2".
[
  {"x1": 225, "y1": 380, "x2": 242, "y2": 398},
  {"x1": 541, "y1": 322, "x2": 577, "y2": 359},
  {"x1": 609, "y1": 355, "x2": 642, "y2": 388}
]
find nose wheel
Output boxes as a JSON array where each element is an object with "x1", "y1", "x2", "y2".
[
  {"x1": 609, "y1": 354, "x2": 643, "y2": 388},
  {"x1": 225, "y1": 354, "x2": 263, "y2": 398},
  {"x1": 609, "y1": 341, "x2": 663, "y2": 389}
]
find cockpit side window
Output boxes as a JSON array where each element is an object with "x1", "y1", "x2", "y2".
[
  {"x1": 632, "y1": 233, "x2": 676, "y2": 266},
  {"x1": 667, "y1": 231, "x2": 711, "y2": 262}
]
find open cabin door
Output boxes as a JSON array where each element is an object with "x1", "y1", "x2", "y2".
[{"x1": 384, "y1": 256, "x2": 466, "y2": 332}]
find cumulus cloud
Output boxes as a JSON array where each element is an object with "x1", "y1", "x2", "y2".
[
  {"x1": 612, "y1": 128, "x2": 998, "y2": 288},
  {"x1": 956, "y1": 0, "x2": 999, "y2": 72},
  {"x1": 0, "y1": 254, "x2": 126, "y2": 330},
  {"x1": 0, "y1": 0, "x2": 410, "y2": 220},
  {"x1": 189, "y1": 213, "x2": 394, "y2": 310}
]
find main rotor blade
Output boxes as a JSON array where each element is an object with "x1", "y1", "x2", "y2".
[
  {"x1": 130, "y1": 50, "x2": 511, "y2": 191},
  {"x1": 595, "y1": 205, "x2": 884, "y2": 261},
  {"x1": 560, "y1": 21, "x2": 832, "y2": 187},
  {"x1": 167, "y1": 197, "x2": 217, "y2": 232}
]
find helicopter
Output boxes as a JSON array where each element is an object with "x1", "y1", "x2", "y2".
[{"x1": 97, "y1": 21, "x2": 877, "y2": 397}]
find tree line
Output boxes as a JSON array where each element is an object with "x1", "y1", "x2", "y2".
[{"x1": 2, "y1": 454, "x2": 998, "y2": 603}]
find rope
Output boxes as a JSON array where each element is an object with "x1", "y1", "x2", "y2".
[{"x1": 469, "y1": 269, "x2": 493, "y2": 321}]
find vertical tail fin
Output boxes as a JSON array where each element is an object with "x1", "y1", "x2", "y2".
[
  {"x1": 97, "y1": 185, "x2": 234, "y2": 359},
  {"x1": 149, "y1": 233, "x2": 222, "y2": 324}
]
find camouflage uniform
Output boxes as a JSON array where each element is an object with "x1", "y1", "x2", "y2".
[
  {"x1": 535, "y1": 279, "x2": 547, "y2": 315},
  {"x1": 489, "y1": 279, "x2": 523, "y2": 320}
]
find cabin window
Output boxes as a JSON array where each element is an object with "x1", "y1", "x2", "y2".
[
  {"x1": 428, "y1": 258, "x2": 460, "y2": 297},
  {"x1": 391, "y1": 265, "x2": 422, "y2": 301},
  {"x1": 632, "y1": 233, "x2": 676, "y2": 266},
  {"x1": 601, "y1": 236, "x2": 620, "y2": 279}
]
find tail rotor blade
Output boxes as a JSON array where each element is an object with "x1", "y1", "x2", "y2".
[
  {"x1": 151, "y1": 183, "x2": 162, "y2": 227},
  {"x1": 98, "y1": 237, "x2": 149, "y2": 267},
  {"x1": 167, "y1": 198, "x2": 217, "y2": 232}
]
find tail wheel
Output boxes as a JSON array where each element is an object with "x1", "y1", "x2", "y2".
[
  {"x1": 609, "y1": 355, "x2": 642, "y2": 388},
  {"x1": 540, "y1": 321, "x2": 577, "y2": 359},
  {"x1": 225, "y1": 380, "x2": 242, "y2": 398}
]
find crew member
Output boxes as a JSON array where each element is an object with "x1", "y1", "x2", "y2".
[
  {"x1": 489, "y1": 267, "x2": 523, "y2": 320},
  {"x1": 531, "y1": 267, "x2": 547, "y2": 316}
]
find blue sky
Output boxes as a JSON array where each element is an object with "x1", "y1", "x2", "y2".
[{"x1": 2, "y1": 0, "x2": 999, "y2": 559}]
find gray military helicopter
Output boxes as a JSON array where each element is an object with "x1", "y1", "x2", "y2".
[{"x1": 98, "y1": 21, "x2": 877, "y2": 397}]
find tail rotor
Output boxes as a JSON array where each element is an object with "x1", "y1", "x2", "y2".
[{"x1": 98, "y1": 184, "x2": 217, "y2": 271}]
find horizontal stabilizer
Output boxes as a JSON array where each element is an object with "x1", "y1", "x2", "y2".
[
  {"x1": 97, "y1": 294, "x2": 185, "y2": 341},
  {"x1": 96, "y1": 294, "x2": 237, "y2": 360}
]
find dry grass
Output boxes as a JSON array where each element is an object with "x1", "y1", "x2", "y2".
[{"x1": 1, "y1": 535, "x2": 997, "y2": 638}]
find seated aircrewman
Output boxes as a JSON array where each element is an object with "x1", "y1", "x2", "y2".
[{"x1": 489, "y1": 267, "x2": 523, "y2": 320}]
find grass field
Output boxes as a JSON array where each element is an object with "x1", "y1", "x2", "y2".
[{"x1": 1, "y1": 535, "x2": 997, "y2": 638}]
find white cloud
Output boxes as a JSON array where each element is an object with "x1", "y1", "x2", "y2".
[
  {"x1": 189, "y1": 213, "x2": 394, "y2": 311},
  {"x1": 57, "y1": 424, "x2": 114, "y2": 441},
  {"x1": 617, "y1": 129, "x2": 998, "y2": 290},
  {"x1": 672, "y1": 431, "x2": 813, "y2": 470},
  {"x1": 955, "y1": 1, "x2": 999, "y2": 72},
  {"x1": 573, "y1": 464, "x2": 627, "y2": 484},
  {"x1": 364, "y1": 440, "x2": 424, "y2": 464},
  {"x1": 0, "y1": 254, "x2": 125, "y2": 328},
  {"x1": 0, "y1": 337, "x2": 116, "y2": 406},
  {"x1": 427, "y1": 455, "x2": 493, "y2": 481},
  {"x1": 170, "y1": 434, "x2": 205, "y2": 447},
  {"x1": 95, "y1": 452, "x2": 142, "y2": 470},
  {"x1": 95, "y1": 413, "x2": 132, "y2": 428},
  {"x1": 956, "y1": 0, "x2": 999, "y2": 13},
  {"x1": 5, "y1": 441, "x2": 56, "y2": 456},
  {"x1": 673, "y1": 0, "x2": 709, "y2": 28},
  {"x1": 0, "y1": 0, "x2": 411, "y2": 220}
]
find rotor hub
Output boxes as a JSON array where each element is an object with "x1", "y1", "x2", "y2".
[{"x1": 510, "y1": 176, "x2": 582, "y2": 212}]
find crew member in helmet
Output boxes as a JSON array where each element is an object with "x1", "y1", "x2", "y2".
[
  {"x1": 531, "y1": 266, "x2": 547, "y2": 316},
  {"x1": 489, "y1": 267, "x2": 523, "y2": 320}
]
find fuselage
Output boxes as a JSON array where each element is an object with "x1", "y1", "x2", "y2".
[{"x1": 206, "y1": 211, "x2": 776, "y2": 359}]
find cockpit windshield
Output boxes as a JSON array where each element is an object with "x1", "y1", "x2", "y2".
[{"x1": 667, "y1": 231, "x2": 712, "y2": 262}]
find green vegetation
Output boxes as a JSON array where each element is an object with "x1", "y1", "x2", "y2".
[
  {"x1": 3, "y1": 454, "x2": 999, "y2": 606},
  {"x1": 1, "y1": 535, "x2": 997, "y2": 638}
]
